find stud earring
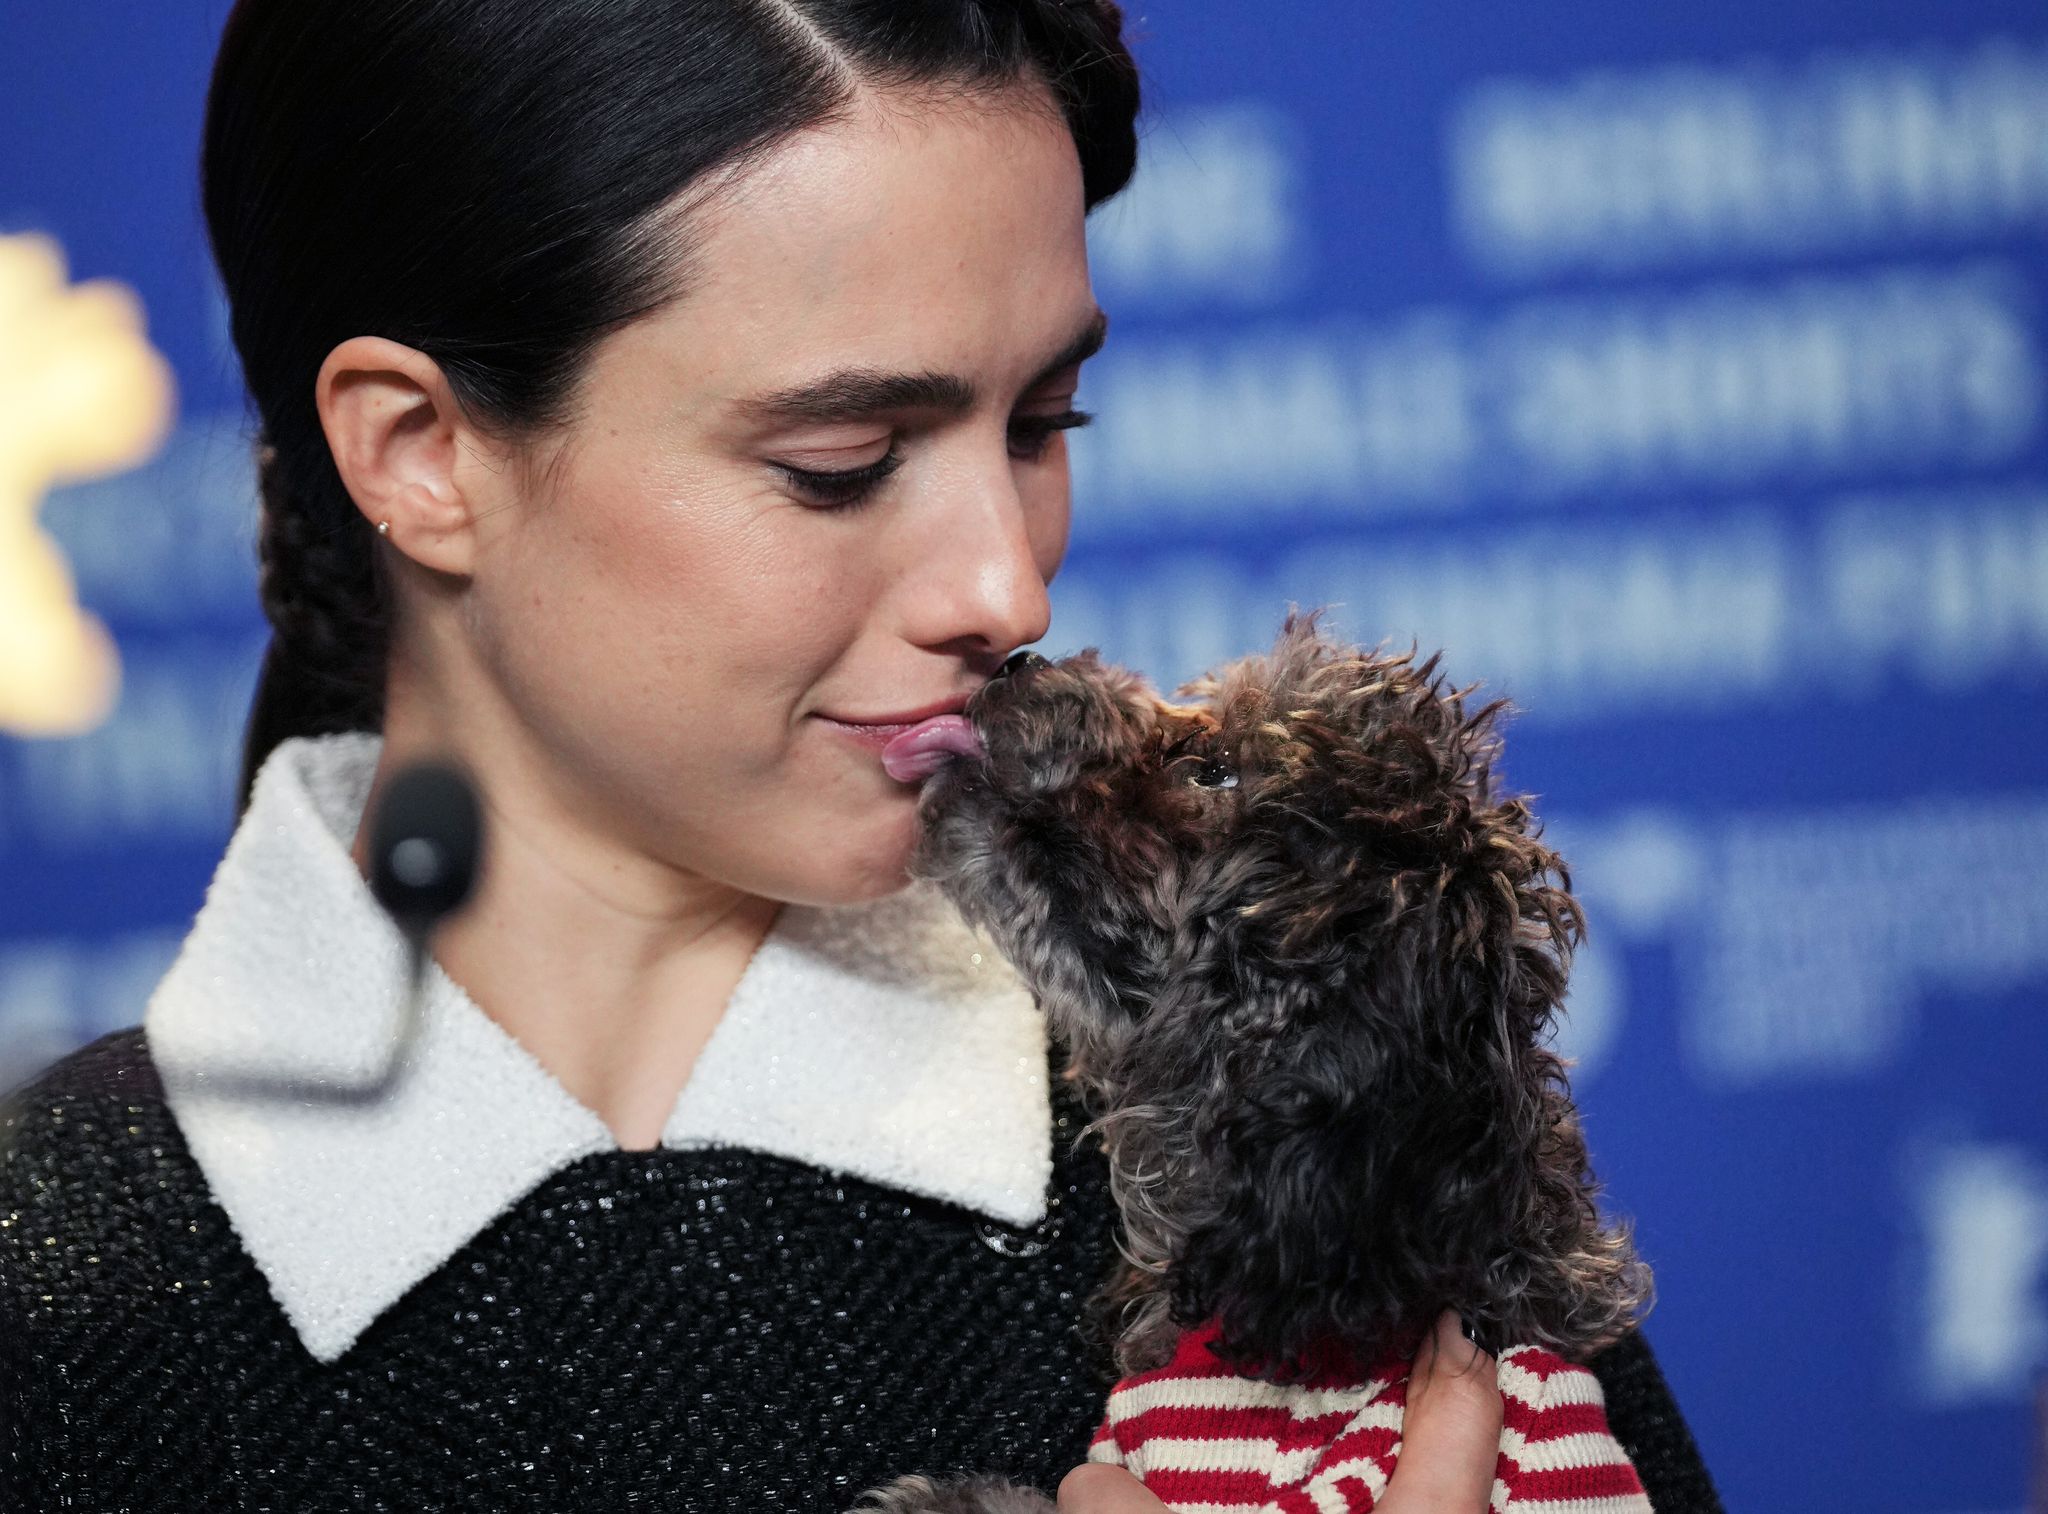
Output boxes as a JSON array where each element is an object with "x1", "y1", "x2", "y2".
[{"x1": 375, "y1": 520, "x2": 391, "y2": 536}]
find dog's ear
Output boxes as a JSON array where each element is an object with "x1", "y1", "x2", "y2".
[
  {"x1": 1243, "y1": 642, "x2": 1458, "y2": 893},
  {"x1": 1176, "y1": 692, "x2": 1650, "y2": 1376}
]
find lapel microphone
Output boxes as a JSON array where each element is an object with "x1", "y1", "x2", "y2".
[{"x1": 162, "y1": 759, "x2": 484, "y2": 1107}]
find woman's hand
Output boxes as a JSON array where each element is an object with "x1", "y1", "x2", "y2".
[
  {"x1": 1056, "y1": 1462, "x2": 1169, "y2": 1511},
  {"x1": 1057, "y1": 1310, "x2": 1502, "y2": 1514},
  {"x1": 1378, "y1": 1309, "x2": 1503, "y2": 1514}
]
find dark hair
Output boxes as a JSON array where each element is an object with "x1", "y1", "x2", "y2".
[{"x1": 203, "y1": 0, "x2": 1142, "y2": 812}]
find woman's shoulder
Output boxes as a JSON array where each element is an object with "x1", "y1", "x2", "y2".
[
  {"x1": 4, "y1": 1025, "x2": 161, "y2": 1109},
  {"x1": 0, "y1": 1028, "x2": 196, "y2": 1284},
  {"x1": 2, "y1": 1025, "x2": 167, "y2": 1158},
  {"x1": 1581, "y1": 1327, "x2": 1727, "y2": 1513}
]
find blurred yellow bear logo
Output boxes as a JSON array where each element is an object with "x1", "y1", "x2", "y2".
[{"x1": 0, "y1": 232, "x2": 176, "y2": 736}]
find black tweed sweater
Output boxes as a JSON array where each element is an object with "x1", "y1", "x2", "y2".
[{"x1": 0, "y1": 1028, "x2": 1721, "y2": 1513}]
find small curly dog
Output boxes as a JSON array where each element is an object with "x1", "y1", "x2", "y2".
[{"x1": 852, "y1": 609, "x2": 1654, "y2": 1514}]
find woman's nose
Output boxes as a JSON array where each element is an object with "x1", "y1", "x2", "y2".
[{"x1": 906, "y1": 457, "x2": 1060, "y2": 660}]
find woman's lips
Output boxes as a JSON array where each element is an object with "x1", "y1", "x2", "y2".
[{"x1": 820, "y1": 712, "x2": 985, "y2": 782}]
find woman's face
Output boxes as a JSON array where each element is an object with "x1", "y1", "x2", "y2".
[{"x1": 456, "y1": 84, "x2": 1101, "y2": 906}]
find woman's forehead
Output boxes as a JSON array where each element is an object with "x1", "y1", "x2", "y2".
[{"x1": 603, "y1": 87, "x2": 1096, "y2": 417}]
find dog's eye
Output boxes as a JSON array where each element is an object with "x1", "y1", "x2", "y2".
[{"x1": 1160, "y1": 726, "x2": 1238, "y2": 790}]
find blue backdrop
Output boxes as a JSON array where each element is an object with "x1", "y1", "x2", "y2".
[{"x1": 5, "y1": 4, "x2": 2046, "y2": 1508}]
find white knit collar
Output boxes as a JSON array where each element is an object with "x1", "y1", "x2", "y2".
[{"x1": 145, "y1": 731, "x2": 1051, "y2": 1364}]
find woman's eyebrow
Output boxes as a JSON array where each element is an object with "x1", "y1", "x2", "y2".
[{"x1": 733, "y1": 307, "x2": 1109, "y2": 427}]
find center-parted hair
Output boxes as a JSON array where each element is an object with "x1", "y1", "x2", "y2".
[{"x1": 201, "y1": 0, "x2": 1142, "y2": 810}]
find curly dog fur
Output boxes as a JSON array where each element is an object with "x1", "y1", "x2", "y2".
[{"x1": 849, "y1": 609, "x2": 1650, "y2": 1512}]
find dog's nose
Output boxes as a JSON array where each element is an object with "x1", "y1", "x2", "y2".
[{"x1": 993, "y1": 649, "x2": 1050, "y2": 680}]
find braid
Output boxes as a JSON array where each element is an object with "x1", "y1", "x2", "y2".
[{"x1": 238, "y1": 433, "x2": 389, "y2": 812}]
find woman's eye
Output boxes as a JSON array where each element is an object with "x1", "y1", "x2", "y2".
[
  {"x1": 1008, "y1": 407, "x2": 1093, "y2": 463},
  {"x1": 775, "y1": 408, "x2": 1093, "y2": 510},
  {"x1": 774, "y1": 449, "x2": 903, "y2": 513}
]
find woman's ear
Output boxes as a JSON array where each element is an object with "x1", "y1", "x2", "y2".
[{"x1": 314, "y1": 335, "x2": 492, "y2": 577}]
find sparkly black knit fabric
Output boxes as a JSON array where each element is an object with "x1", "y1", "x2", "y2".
[{"x1": 1, "y1": 1029, "x2": 1721, "y2": 1512}]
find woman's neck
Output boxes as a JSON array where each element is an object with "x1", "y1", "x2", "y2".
[{"x1": 356, "y1": 676, "x2": 784, "y2": 1150}]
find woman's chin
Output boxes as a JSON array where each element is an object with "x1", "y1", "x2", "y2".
[{"x1": 807, "y1": 799, "x2": 923, "y2": 904}]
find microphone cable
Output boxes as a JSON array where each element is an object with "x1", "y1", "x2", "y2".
[{"x1": 156, "y1": 760, "x2": 483, "y2": 1107}]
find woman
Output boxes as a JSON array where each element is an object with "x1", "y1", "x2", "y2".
[{"x1": 0, "y1": 2, "x2": 1719, "y2": 1508}]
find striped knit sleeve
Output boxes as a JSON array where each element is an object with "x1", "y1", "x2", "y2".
[
  {"x1": 1493, "y1": 1348, "x2": 1655, "y2": 1513},
  {"x1": 1081, "y1": 1355, "x2": 1404, "y2": 1511},
  {"x1": 1086, "y1": 1407, "x2": 1121, "y2": 1466}
]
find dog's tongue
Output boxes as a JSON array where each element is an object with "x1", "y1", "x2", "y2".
[{"x1": 880, "y1": 713, "x2": 985, "y2": 783}]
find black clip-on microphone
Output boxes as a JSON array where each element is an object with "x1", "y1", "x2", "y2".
[{"x1": 161, "y1": 760, "x2": 484, "y2": 1107}]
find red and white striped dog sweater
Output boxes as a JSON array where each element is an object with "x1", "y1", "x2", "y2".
[{"x1": 1086, "y1": 1318, "x2": 1653, "y2": 1513}]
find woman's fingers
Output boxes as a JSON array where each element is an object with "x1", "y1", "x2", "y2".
[
  {"x1": 1056, "y1": 1463, "x2": 1174, "y2": 1511},
  {"x1": 1380, "y1": 1309, "x2": 1503, "y2": 1514},
  {"x1": 1415, "y1": 1306, "x2": 1497, "y2": 1385}
]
